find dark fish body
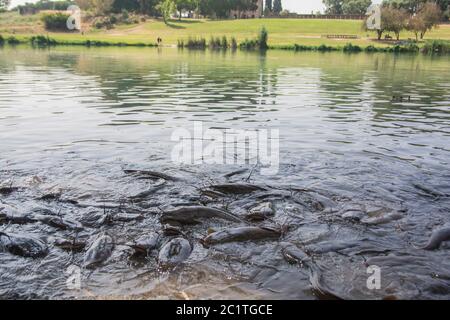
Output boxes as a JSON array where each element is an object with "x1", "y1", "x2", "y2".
[
  {"x1": 422, "y1": 226, "x2": 450, "y2": 250},
  {"x1": 0, "y1": 187, "x2": 19, "y2": 195},
  {"x1": 113, "y1": 213, "x2": 144, "y2": 223},
  {"x1": 158, "y1": 238, "x2": 192, "y2": 267},
  {"x1": 129, "y1": 232, "x2": 161, "y2": 254},
  {"x1": 341, "y1": 210, "x2": 365, "y2": 221},
  {"x1": 0, "y1": 232, "x2": 48, "y2": 258},
  {"x1": 281, "y1": 242, "x2": 311, "y2": 267},
  {"x1": 38, "y1": 193, "x2": 61, "y2": 201},
  {"x1": 203, "y1": 226, "x2": 281, "y2": 245},
  {"x1": 223, "y1": 169, "x2": 248, "y2": 179},
  {"x1": 34, "y1": 214, "x2": 83, "y2": 231},
  {"x1": 281, "y1": 243, "x2": 342, "y2": 300},
  {"x1": 211, "y1": 183, "x2": 266, "y2": 195},
  {"x1": 161, "y1": 206, "x2": 243, "y2": 225},
  {"x1": 246, "y1": 202, "x2": 275, "y2": 221},
  {"x1": 124, "y1": 169, "x2": 181, "y2": 182},
  {"x1": 81, "y1": 212, "x2": 114, "y2": 227},
  {"x1": 361, "y1": 212, "x2": 403, "y2": 225},
  {"x1": 0, "y1": 204, "x2": 35, "y2": 225},
  {"x1": 306, "y1": 240, "x2": 361, "y2": 254},
  {"x1": 84, "y1": 235, "x2": 114, "y2": 269},
  {"x1": 162, "y1": 225, "x2": 184, "y2": 236},
  {"x1": 201, "y1": 189, "x2": 227, "y2": 199},
  {"x1": 53, "y1": 238, "x2": 86, "y2": 252}
]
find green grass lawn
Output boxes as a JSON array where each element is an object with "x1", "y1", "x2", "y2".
[
  {"x1": 0, "y1": 12, "x2": 43, "y2": 33},
  {"x1": 1, "y1": 12, "x2": 449, "y2": 48}
]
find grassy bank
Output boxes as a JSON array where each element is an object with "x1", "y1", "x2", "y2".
[
  {"x1": 2, "y1": 33, "x2": 448, "y2": 54},
  {"x1": 2, "y1": 12, "x2": 450, "y2": 47},
  {"x1": 0, "y1": 34, "x2": 157, "y2": 47}
]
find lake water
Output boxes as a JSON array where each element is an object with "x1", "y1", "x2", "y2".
[{"x1": 0, "y1": 47, "x2": 449, "y2": 299}]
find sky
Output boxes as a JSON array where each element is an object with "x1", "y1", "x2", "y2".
[{"x1": 9, "y1": 0, "x2": 383, "y2": 14}]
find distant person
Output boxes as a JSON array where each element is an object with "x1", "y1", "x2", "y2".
[{"x1": 157, "y1": 37, "x2": 162, "y2": 45}]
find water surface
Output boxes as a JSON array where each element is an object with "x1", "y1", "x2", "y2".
[{"x1": 0, "y1": 47, "x2": 449, "y2": 299}]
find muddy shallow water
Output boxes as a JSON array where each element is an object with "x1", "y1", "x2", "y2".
[{"x1": 0, "y1": 47, "x2": 449, "y2": 299}]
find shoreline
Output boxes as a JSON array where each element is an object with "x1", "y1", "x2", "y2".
[{"x1": 1, "y1": 34, "x2": 449, "y2": 54}]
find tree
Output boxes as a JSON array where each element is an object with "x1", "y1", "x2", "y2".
[
  {"x1": 91, "y1": 0, "x2": 114, "y2": 15},
  {"x1": 273, "y1": 0, "x2": 282, "y2": 14},
  {"x1": 342, "y1": 0, "x2": 372, "y2": 14},
  {"x1": 157, "y1": 0, "x2": 176, "y2": 23},
  {"x1": 382, "y1": 0, "x2": 448, "y2": 14},
  {"x1": 174, "y1": 0, "x2": 195, "y2": 20},
  {"x1": 417, "y1": 2, "x2": 442, "y2": 38},
  {"x1": 323, "y1": 0, "x2": 344, "y2": 14},
  {"x1": 383, "y1": 6, "x2": 409, "y2": 40},
  {"x1": 382, "y1": 0, "x2": 425, "y2": 13},
  {"x1": 265, "y1": 0, "x2": 272, "y2": 11},
  {"x1": 137, "y1": 0, "x2": 159, "y2": 15},
  {"x1": 0, "y1": 0, "x2": 11, "y2": 11},
  {"x1": 407, "y1": 13, "x2": 426, "y2": 40},
  {"x1": 75, "y1": 0, "x2": 93, "y2": 11}
]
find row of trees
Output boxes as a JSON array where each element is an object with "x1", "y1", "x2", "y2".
[
  {"x1": 0, "y1": 0, "x2": 10, "y2": 12},
  {"x1": 74, "y1": 0, "x2": 266, "y2": 20},
  {"x1": 264, "y1": 0, "x2": 283, "y2": 15},
  {"x1": 322, "y1": 1, "x2": 445, "y2": 40},
  {"x1": 371, "y1": 2, "x2": 443, "y2": 40},
  {"x1": 323, "y1": 0, "x2": 373, "y2": 14},
  {"x1": 323, "y1": 0, "x2": 448, "y2": 18}
]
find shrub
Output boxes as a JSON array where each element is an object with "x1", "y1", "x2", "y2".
[
  {"x1": 110, "y1": 15, "x2": 118, "y2": 24},
  {"x1": 239, "y1": 38, "x2": 259, "y2": 50},
  {"x1": 30, "y1": 35, "x2": 57, "y2": 46},
  {"x1": 258, "y1": 27, "x2": 269, "y2": 50},
  {"x1": 94, "y1": 17, "x2": 114, "y2": 29},
  {"x1": 41, "y1": 13, "x2": 71, "y2": 31},
  {"x1": 178, "y1": 37, "x2": 207, "y2": 49},
  {"x1": 388, "y1": 42, "x2": 419, "y2": 53},
  {"x1": 364, "y1": 45, "x2": 379, "y2": 53},
  {"x1": 421, "y1": 40, "x2": 450, "y2": 54},
  {"x1": 343, "y1": 43, "x2": 362, "y2": 53},
  {"x1": 209, "y1": 36, "x2": 222, "y2": 49},
  {"x1": 7, "y1": 36, "x2": 20, "y2": 45},
  {"x1": 0, "y1": 35, "x2": 4, "y2": 46},
  {"x1": 222, "y1": 36, "x2": 228, "y2": 49},
  {"x1": 231, "y1": 37, "x2": 238, "y2": 50},
  {"x1": 294, "y1": 44, "x2": 313, "y2": 51},
  {"x1": 317, "y1": 44, "x2": 334, "y2": 51},
  {"x1": 239, "y1": 27, "x2": 269, "y2": 50}
]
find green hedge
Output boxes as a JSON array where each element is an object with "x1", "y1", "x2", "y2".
[
  {"x1": 30, "y1": 35, "x2": 57, "y2": 46},
  {"x1": 7, "y1": 36, "x2": 20, "y2": 45},
  {"x1": 343, "y1": 43, "x2": 362, "y2": 53},
  {"x1": 41, "y1": 13, "x2": 71, "y2": 31},
  {"x1": 421, "y1": 40, "x2": 450, "y2": 54}
]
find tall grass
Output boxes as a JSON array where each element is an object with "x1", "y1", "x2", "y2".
[
  {"x1": 6, "y1": 36, "x2": 20, "y2": 45},
  {"x1": 178, "y1": 36, "x2": 234, "y2": 49},
  {"x1": 343, "y1": 43, "x2": 362, "y2": 52},
  {"x1": 240, "y1": 27, "x2": 269, "y2": 50},
  {"x1": 178, "y1": 37, "x2": 207, "y2": 49},
  {"x1": 30, "y1": 35, "x2": 57, "y2": 46},
  {"x1": 421, "y1": 40, "x2": 450, "y2": 54}
]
